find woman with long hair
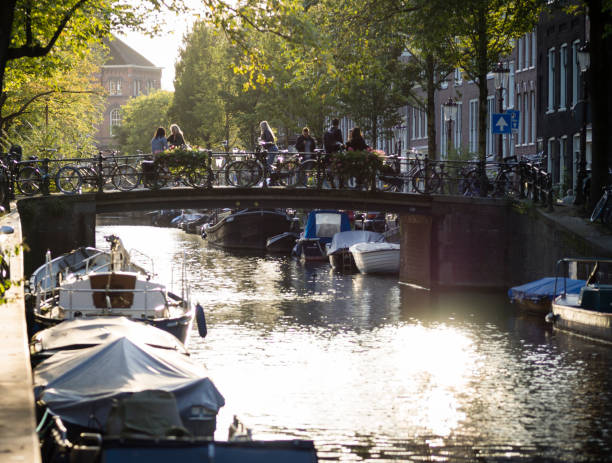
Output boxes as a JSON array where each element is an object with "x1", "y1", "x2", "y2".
[
  {"x1": 151, "y1": 127, "x2": 168, "y2": 154},
  {"x1": 345, "y1": 127, "x2": 369, "y2": 151},
  {"x1": 167, "y1": 124, "x2": 186, "y2": 147},
  {"x1": 259, "y1": 120, "x2": 278, "y2": 166}
]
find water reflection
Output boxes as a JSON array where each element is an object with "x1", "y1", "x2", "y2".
[{"x1": 96, "y1": 225, "x2": 612, "y2": 461}]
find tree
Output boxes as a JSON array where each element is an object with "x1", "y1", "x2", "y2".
[
  {"x1": 114, "y1": 90, "x2": 173, "y2": 154},
  {"x1": 1, "y1": 39, "x2": 105, "y2": 157}
]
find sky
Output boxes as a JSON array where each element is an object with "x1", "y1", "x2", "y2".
[{"x1": 116, "y1": 3, "x2": 201, "y2": 91}]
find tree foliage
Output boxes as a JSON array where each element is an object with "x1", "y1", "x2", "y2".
[{"x1": 115, "y1": 90, "x2": 174, "y2": 154}]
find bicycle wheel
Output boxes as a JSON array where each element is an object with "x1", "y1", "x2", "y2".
[
  {"x1": 297, "y1": 160, "x2": 318, "y2": 188},
  {"x1": 16, "y1": 166, "x2": 42, "y2": 196},
  {"x1": 460, "y1": 169, "x2": 481, "y2": 196},
  {"x1": 142, "y1": 164, "x2": 171, "y2": 190},
  {"x1": 186, "y1": 165, "x2": 213, "y2": 189},
  {"x1": 276, "y1": 160, "x2": 300, "y2": 187},
  {"x1": 55, "y1": 166, "x2": 83, "y2": 194},
  {"x1": 412, "y1": 169, "x2": 440, "y2": 194},
  {"x1": 225, "y1": 160, "x2": 263, "y2": 187},
  {"x1": 112, "y1": 165, "x2": 140, "y2": 191},
  {"x1": 590, "y1": 191, "x2": 609, "y2": 222}
]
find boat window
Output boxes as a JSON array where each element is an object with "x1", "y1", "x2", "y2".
[{"x1": 316, "y1": 214, "x2": 342, "y2": 238}]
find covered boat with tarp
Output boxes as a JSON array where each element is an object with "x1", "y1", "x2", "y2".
[
  {"x1": 508, "y1": 277, "x2": 586, "y2": 314},
  {"x1": 326, "y1": 230, "x2": 385, "y2": 272},
  {"x1": 292, "y1": 210, "x2": 352, "y2": 261},
  {"x1": 29, "y1": 317, "x2": 189, "y2": 367},
  {"x1": 34, "y1": 335, "x2": 225, "y2": 441}
]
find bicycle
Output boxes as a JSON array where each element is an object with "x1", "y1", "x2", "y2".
[
  {"x1": 296, "y1": 149, "x2": 336, "y2": 189},
  {"x1": 141, "y1": 151, "x2": 212, "y2": 190},
  {"x1": 590, "y1": 186, "x2": 612, "y2": 224},
  {"x1": 15, "y1": 152, "x2": 56, "y2": 196},
  {"x1": 224, "y1": 146, "x2": 299, "y2": 188},
  {"x1": 490, "y1": 156, "x2": 521, "y2": 198},
  {"x1": 55, "y1": 151, "x2": 139, "y2": 194}
]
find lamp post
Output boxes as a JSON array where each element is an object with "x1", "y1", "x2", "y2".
[
  {"x1": 492, "y1": 61, "x2": 510, "y2": 163},
  {"x1": 574, "y1": 42, "x2": 590, "y2": 206},
  {"x1": 443, "y1": 97, "x2": 458, "y2": 159}
]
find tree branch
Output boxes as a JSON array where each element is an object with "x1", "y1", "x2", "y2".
[{"x1": 7, "y1": 0, "x2": 90, "y2": 61}]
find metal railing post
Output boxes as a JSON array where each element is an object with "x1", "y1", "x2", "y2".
[
  {"x1": 97, "y1": 153, "x2": 104, "y2": 193},
  {"x1": 41, "y1": 158, "x2": 50, "y2": 196},
  {"x1": 206, "y1": 150, "x2": 213, "y2": 189}
]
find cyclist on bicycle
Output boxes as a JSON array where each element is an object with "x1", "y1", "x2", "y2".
[
  {"x1": 295, "y1": 127, "x2": 317, "y2": 160},
  {"x1": 259, "y1": 121, "x2": 278, "y2": 167}
]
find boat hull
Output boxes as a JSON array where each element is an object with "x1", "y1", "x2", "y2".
[
  {"x1": 328, "y1": 250, "x2": 357, "y2": 273},
  {"x1": 351, "y1": 244, "x2": 400, "y2": 274},
  {"x1": 266, "y1": 232, "x2": 299, "y2": 253},
  {"x1": 294, "y1": 239, "x2": 327, "y2": 261},
  {"x1": 552, "y1": 296, "x2": 612, "y2": 343},
  {"x1": 205, "y1": 210, "x2": 291, "y2": 250}
]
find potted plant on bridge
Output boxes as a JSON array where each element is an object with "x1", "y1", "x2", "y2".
[
  {"x1": 329, "y1": 149, "x2": 384, "y2": 190},
  {"x1": 156, "y1": 147, "x2": 211, "y2": 189}
]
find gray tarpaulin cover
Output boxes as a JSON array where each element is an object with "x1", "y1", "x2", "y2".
[
  {"x1": 34, "y1": 336, "x2": 225, "y2": 429},
  {"x1": 327, "y1": 230, "x2": 385, "y2": 255},
  {"x1": 31, "y1": 317, "x2": 188, "y2": 355}
]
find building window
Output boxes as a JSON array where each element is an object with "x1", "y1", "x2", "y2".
[
  {"x1": 109, "y1": 108, "x2": 121, "y2": 136},
  {"x1": 572, "y1": 40, "x2": 580, "y2": 107},
  {"x1": 454, "y1": 102, "x2": 462, "y2": 149},
  {"x1": 109, "y1": 79, "x2": 122, "y2": 96},
  {"x1": 440, "y1": 105, "x2": 447, "y2": 157},
  {"x1": 525, "y1": 33, "x2": 531, "y2": 69},
  {"x1": 469, "y1": 99, "x2": 478, "y2": 154},
  {"x1": 134, "y1": 80, "x2": 142, "y2": 96},
  {"x1": 486, "y1": 96, "x2": 495, "y2": 156},
  {"x1": 454, "y1": 67, "x2": 462, "y2": 85},
  {"x1": 559, "y1": 44, "x2": 567, "y2": 110},
  {"x1": 518, "y1": 37, "x2": 523, "y2": 71},
  {"x1": 547, "y1": 48, "x2": 555, "y2": 112},
  {"x1": 531, "y1": 32, "x2": 537, "y2": 68},
  {"x1": 146, "y1": 80, "x2": 155, "y2": 93},
  {"x1": 529, "y1": 91, "x2": 537, "y2": 144},
  {"x1": 508, "y1": 61, "x2": 515, "y2": 109},
  {"x1": 411, "y1": 107, "x2": 417, "y2": 140}
]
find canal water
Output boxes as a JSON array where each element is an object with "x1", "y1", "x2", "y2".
[{"x1": 97, "y1": 224, "x2": 612, "y2": 462}]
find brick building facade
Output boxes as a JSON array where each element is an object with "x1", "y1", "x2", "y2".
[{"x1": 94, "y1": 36, "x2": 162, "y2": 148}]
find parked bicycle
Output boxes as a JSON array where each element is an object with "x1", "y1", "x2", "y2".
[
  {"x1": 15, "y1": 150, "x2": 57, "y2": 196},
  {"x1": 296, "y1": 149, "x2": 336, "y2": 189},
  {"x1": 225, "y1": 145, "x2": 300, "y2": 188},
  {"x1": 55, "y1": 151, "x2": 139, "y2": 194},
  {"x1": 590, "y1": 186, "x2": 612, "y2": 224}
]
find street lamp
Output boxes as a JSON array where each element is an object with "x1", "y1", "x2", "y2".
[
  {"x1": 574, "y1": 42, "x2": 590, "y2": 206},
  {"x1": 492, "y1": 61, "x2": 510, "y2": 162},
  {"x1": 443, "y1": 97, "x2": 458, "y2": 158}
]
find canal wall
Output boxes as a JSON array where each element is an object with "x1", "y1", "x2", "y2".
[
  {"x1": 400, "y1": 198, "x2": 612, "y2": 290},
  {"x1": 17, "y1": 196, "x2": 96, "y2": 276},
  {"x1": 0, "y1": 210, "x2": 41, "y2": 463}
]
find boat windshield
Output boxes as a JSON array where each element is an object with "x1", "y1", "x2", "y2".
[{"x1": 315, "y1": 213, "x2": 343, "y2": 238}]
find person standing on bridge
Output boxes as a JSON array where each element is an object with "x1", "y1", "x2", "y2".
[
  {"x1": 295, "y1": 127, "x2": 317, "y2": 159},
  {"x1": 167, "y1": 124, "x2": 187, "y2": 148},
  {"x1": 323, "y1": 118, "x2": 344, "y2": 154},
  {"x1": 151, "y1": 127, "x2": 168, "y2": 154},
  {"x1": 259, "y1": 121, "x2": 278, "y2": 167},
  {"x1": 345, "y1": 127, "x2": 369, "y2": 151}
]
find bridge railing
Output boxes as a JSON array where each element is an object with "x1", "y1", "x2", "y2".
[{"x1": 0, "y1": 150, "x2": 554, "y2": 205}]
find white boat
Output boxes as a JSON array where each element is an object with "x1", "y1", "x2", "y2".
[
  {"x1": 349, "y1": 242, "x2": 400, "y2": 274},
  {"x1": 326, "y1": 230, "x2": 385, "y2": 273},
  {"x1": 29, "y1": 235, "x2": 195, "y2": 344}
]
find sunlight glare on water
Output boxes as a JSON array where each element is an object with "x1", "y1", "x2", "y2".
[{"x1": 96, "y1": 224, "x2": 612, "y2": 462}]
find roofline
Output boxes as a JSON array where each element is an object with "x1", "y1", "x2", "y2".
[{"x1": 102, "y1": 65, "x2": 163, "y2": 71}]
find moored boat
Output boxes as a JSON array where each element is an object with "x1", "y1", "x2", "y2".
[
  {"x1": 327, "y1": 230, "x2": 385, "y2": 273},
  {"x1": 202, "y1": 209, "x2": 293, "y2": 250},
  {"x1": 292, "y1": 210, "x2": 352, "y2": 261},
  {"x1": 349, "y1": 241, "x2": 400, "y2": 274},
  {"x1": 29, "y1": 235, "x2": 195, "y2": 344},
  {"x1": 548, "y1": 257, "x2": 612, "y2": 343},
  {"x1": 508, "y1": 277, "x2": 586, "y2": 314},
  {"x1": 266, "y1": 231, "x2": 300, "y2": 253}
]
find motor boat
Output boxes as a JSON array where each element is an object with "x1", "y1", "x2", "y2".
[
  {"x1": 547, "y1": 257, "x2": 612, "y2": 343},
  {"x1": 508, "y1": 276, "x2": 586, "y2": 314},
  {"x1": 266, "y1": 231, "x2": 300, "y2": 253},
  {"x1": 29, "y1": 235, "x2": 195, "y2": 343},
  {"x1": 202, "y1": 209, "x2": 294, "y2": 250},
  {"x1": 326, "y1": 230, "x2": 385, "y2": 273},
  {"x1": 349, "y1": 241, "x2": 401, "y2": 274},
  {"x1": 292, "y1": 210, "x2": 352, "y2": 261}
]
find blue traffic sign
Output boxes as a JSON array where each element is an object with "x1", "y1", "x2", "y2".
[
  {"x1": 506, "y1": 109, "x2": 520, "y2": 132},
  {"x1": 491, "y1": 113, "x2": 511, "y2": 134}
]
